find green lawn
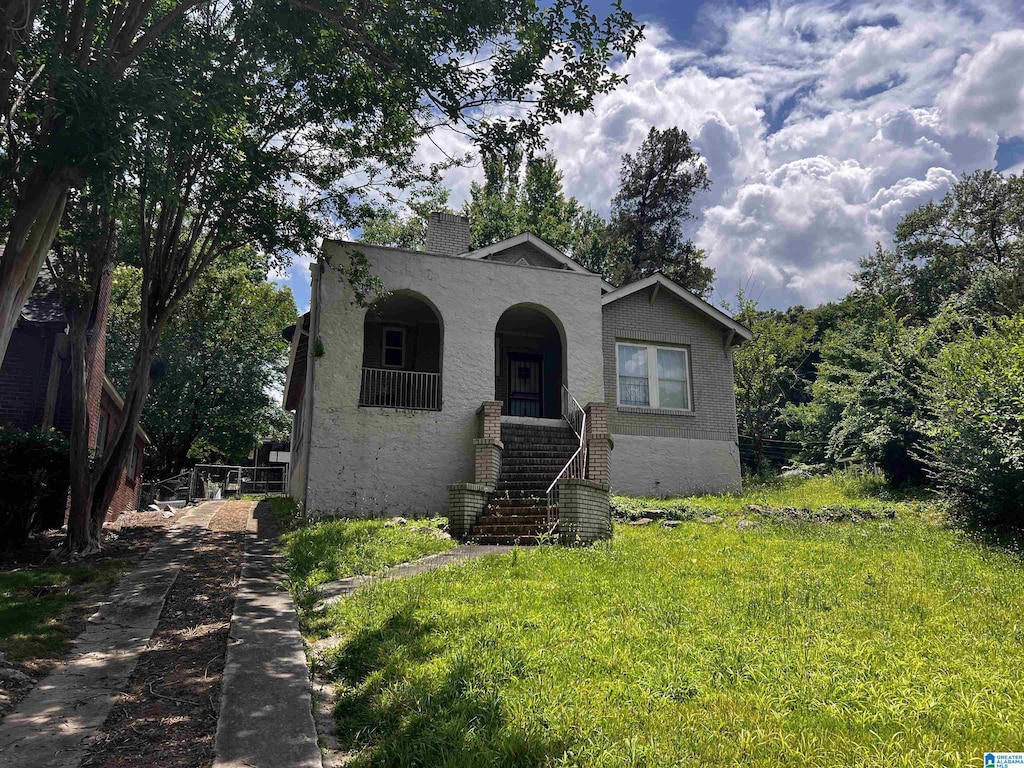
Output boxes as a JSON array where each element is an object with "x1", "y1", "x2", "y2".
[
  {"x1": 281, "y1": 513, "x2": 456, "y2": 608},
  {"x1": 0, "y1": 560, "x2": 131, "y2": 661},
  {"x1": 296, "y1": 478, "x2": 1024, "y2": 767}
]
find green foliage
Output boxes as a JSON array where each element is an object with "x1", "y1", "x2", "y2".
[
  {"x1": 857, "y1": 170, "x2": 1024, "y2": 322},
  {"x1": 923, "y1": 314, "x2": 1024, "y2": 526},
  {"x1": 786, "y1": 305, "x2": 930, "y2": 484},
  {"x1": 282, "y1": 518, "x2": 455, "y2": 609},
  {"x1": 358, "y1": 184, "x2": 453, "y2": 251},
  {"x1": 0, "y1": 560, "x2": 130, "y2": 661},
  {"x1": 732, "y1": 295, "x2": 816, "y2": 471},
  {"x1": 307, "y1": 504, "x2": 1023, "y2": 765},
  {"x1": 462, "y1": 152, "x2": 609, "y2": 266},
  {"x1": 607, "y1": 126, "x2": 714, "y2": 294},
  {"x1": 0, "y1": 428, "x2": 70, "y2": 547},
  {"x1": 106, "y1": 259, "x2": 296, "y2": 476}
]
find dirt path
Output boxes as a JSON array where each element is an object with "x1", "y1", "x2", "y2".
[{"x1": 81, "y1": 500, "x2": 254, "y2": 768}]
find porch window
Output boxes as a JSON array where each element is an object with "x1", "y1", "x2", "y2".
[
  {"x1": 616, "y1": 342, "x2": 692, "y2": 411},
  {"x1": 382, "y1": 326, "x2": 406, "y2": 368}
]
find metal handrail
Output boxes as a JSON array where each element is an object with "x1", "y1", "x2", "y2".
[{"x1": 546, "y1": 385, "x2": 588, "y2": 526}]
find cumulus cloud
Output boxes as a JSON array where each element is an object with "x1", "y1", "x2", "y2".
[
  {"x1": 938, "y1": 29, "x2": 1024, "y2": 136},
  {"x1": 420, "y1": 0, "x2": 1024, "y2": 308}
]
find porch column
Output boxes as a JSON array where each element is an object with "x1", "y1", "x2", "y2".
[
  {"x1": 584, "y1": 402, "x2": 610, "y2": 484},
  {"x1": 474, "y1": 400, "x2": 503, "y2": 486}
]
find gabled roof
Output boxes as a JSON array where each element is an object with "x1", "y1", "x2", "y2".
[
  {"x1": 458, "y1": 232, "x2": 617, "y2": 293},
  {"x1": 601, "y1": 272, "x2": 754, "y2": 342}
]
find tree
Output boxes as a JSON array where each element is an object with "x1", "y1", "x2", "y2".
[
  {"x1": 607, "y1": 126, "x2": 713, "y2": 295},
  {"x1": 358, "y1": 184, "x2": 452, "y2": 251},
  {"x1": 732, "y1": 296, "x2": 815, "y2": 472},
  {"x1": 855, "y1": 170, "x2": 1024, "y2": 323},
  {"x1": 1, "y1": 0, "x2": 642, "y2": 370},
  {"x1": 785, "y1": 303, "x2": 930, "y2": 484},
  {"x1": 923, "y1": 313, "x2": 1024, "y2": 526},
  {"x1": 107, "y1": 262, "x2": 295, "y2": 478},
  {"x1": 48, "y1": 0, "x2": 642, "y2": 555}
]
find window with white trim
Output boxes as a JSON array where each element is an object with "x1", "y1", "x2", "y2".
[
  {"x1": 616, "y1": 342, "x2": 692, "y2": 411},
  {"x1": 381, "y1": 326, "x2": 406, "y2": 368}
]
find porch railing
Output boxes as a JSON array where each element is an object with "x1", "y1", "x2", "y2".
[
  {"x1": 359, "y1": 367, "x2": 441, "y2": 410},
  {"x1": 546, "y1": 385, "x2": 588, "y2": 526}
]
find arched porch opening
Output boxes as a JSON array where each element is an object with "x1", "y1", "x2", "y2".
[
  {"x1": 494, "y1": 304, "x2": 565, "y2": 418},
  {"x1": 360, "y1": 291, "x2": 443, "y2": 410}
]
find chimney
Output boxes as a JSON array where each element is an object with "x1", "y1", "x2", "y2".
[{"x1": 424, "y1": 212, "x2": 471, "y2": 256}]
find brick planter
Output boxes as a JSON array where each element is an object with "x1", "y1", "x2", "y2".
[{"x1": 557, "y1": 478, "x2": 611, "y2": 544}]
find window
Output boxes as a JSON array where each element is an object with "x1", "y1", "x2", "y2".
[
  {"x1": 382, "y1": 326, "x2": 405, "y2": 368},
  {"x1": 127, "y1": 442, "x2": 139, "y2": 481},
  {"x1": 616, "y1": 342, "x2": 692, "y2": 411},
  {"x1": 95, "y1": 411, "x2": 109, "y2": 453}
]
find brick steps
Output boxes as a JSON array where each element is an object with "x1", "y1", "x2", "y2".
[{"x1": 470, "y1": 420, "x2": 578, "y2": 545}]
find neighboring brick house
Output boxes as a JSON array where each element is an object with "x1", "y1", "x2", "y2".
[
  {"x1": 0, "y1": 259, "x2": 150, "y2": 521},
  {"x1": 283, "y1": 213, "x2": 752, "y2": 543}
]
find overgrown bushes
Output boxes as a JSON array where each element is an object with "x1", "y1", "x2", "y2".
[
  {"x1": 0, "y1": 428, "x2": 70, "y2": 547},
  {"x1": 924, "y1": 314, "x2": 1024, "y2": 526}
]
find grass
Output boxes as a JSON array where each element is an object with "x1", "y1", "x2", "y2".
[
  {"x1": 300, "y1": 477, "x2": 1024, "y2": 767},
  {"x1": 281, "y1": 511, "x2": 456, "y2": 608},
  {"x1": 0, "y1": 560, "x2": 131, "y2": 661},
  {"x1": 614, "y1": 471, "x2": 936, "y2": 520}
]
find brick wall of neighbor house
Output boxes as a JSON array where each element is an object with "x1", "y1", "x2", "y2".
[
  {"x1": 0, "y1": 327, "x2": 54, "y2": 430},
  {"x1": 483, "y1": 241, "x2": 567, "y2": 269},
  {"x1": 423, "y1": 212, "x2": 471, "y2": 256},
  {"x1": 98, "y1": 388, "x2": 145, "y2": 520},
  {"x1": 303, "y1": 242, "x2": 605, "y2": 517},
  {"x1": 602, "y1": 286, "x2": 742, "y2": 495}
]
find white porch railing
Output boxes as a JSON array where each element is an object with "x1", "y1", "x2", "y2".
[
  {"x1": 546, "y1": 385, "x2": 588, "y2": 525},
  {"x1": 359, "y1": 367, "x2": 442, "y2": 410}
]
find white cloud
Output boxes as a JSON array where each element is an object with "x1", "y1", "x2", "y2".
[
  {"x1": 420, "y1": 0, "x2": 1024, "y2": 308},
  {"x1": 938, "y1": 29, "x2": 1024, "y2": 136}
]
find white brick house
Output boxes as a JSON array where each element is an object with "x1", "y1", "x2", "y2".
[{"x1": 283, "y1": 213, "x2": 752, "y2": 543}]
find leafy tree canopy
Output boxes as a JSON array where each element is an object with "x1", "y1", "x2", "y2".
[{"x1": 107, "y1": 257, "x2": 296, "y2": 478}]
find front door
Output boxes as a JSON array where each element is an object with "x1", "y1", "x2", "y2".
[{"x1": 507, "y1": 353, "x2": 543, "y2": 417}]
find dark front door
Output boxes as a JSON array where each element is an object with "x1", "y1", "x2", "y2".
[{"x1": 507, "y1": 353, "x2": 543, "y2": 417}]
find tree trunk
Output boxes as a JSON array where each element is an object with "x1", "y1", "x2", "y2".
[
  {"x1": 64, "y1": 313, "x2": 100, "y2": 555},
  {"x1": 83, "y1": 334, "x2": 156, "y2": 547},
  {"x1": 0, "y1": 167, "x2": 75, "y2": 364}
]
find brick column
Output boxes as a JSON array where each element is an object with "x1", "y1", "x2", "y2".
[
  {"x1": 478, "y1": 400, "x2": 502, "y2": 441},
  {"x1": 474, "y1": 400, "x2": 503, "y2": 486},
  {"x1": 447, "y1": 482, "x2": 489, "y2": 540},
  {"x1": 557, "y1": 478, "x2": 611, "y2": 544},
  {"x1": 584, "y1": 402, "x2": 610, "y2": 485}
]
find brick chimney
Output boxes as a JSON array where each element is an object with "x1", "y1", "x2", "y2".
[{"x1": 424, "y1": 212, "x2": 471, "y2": 256}]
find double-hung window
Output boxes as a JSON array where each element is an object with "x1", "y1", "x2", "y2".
[
  {"x1": 382, "y1": 326, "x2": 406, "y2": 368},
  {"x1": 616, "y1": 342, "x2": 692, "y2": 411}
]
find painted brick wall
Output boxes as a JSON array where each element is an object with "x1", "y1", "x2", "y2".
[
  {"x1": 424, "y1": 212, "x2": 471, "y2": 256},
  {"x1": 601, "y1": 285, "x2": 743, "y2": 496},
  {"x1": 305, "y1": 243, "x2": 605, "y2": 518},
  {"x1": 0, "y1": 327, "x2": 53, "y2": 430},
  {"x1": 602, "y1": 286, "x2": 738, "y2": 442},
  {"x1": 558, "y1": 478, "x2": 611, "y2": 543}
]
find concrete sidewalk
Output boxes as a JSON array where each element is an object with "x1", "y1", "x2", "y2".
[
  {"x1": 213, "y1": 506, "x2": 322, "y2": 768},
  {"x1": 0, "y1": 501, "x2": 224, "y2": 768}
]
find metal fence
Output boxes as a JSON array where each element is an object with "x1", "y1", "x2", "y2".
[{"x1": 189, "y1": 464, "x2": 289, "y2": 500}]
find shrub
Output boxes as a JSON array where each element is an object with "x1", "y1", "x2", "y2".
[
  {"x1": 924, "y1": 314, "x2": 1024, "y2": 526},
  {"x1": 0, "y1": 427, "x2": 70, "y2": 548}
]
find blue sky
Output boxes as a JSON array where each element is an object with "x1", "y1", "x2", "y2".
[{"x1": 275, "y1": 0, "x2": 1024, "y2": 312}]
